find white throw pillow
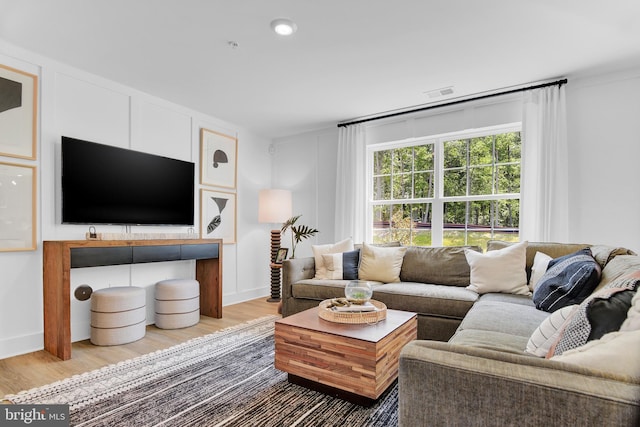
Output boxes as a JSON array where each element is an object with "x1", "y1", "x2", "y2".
[
  {"x1": 358, "y1": 243, "x2": 407, "y2": 283},
  {"x1": 322, "y1": 253, "x2": 344, "y2": 280},
  {"x1": 525, "y1": 304, "x2": 579, "y2": 357},
  {"x1": 312, "y1": 238, "x2": 354, "y2": 279},
  {"x1": 529, "y1": 251, "x2": 553, "y2": 291},
  {"x1": 465, "y1": 240, "x2": 529, "y2": 295},
  {"x1": 551, "y1": 330, "x2": 640, "y2": 382}
]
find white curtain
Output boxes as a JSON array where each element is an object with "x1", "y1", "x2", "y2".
[
  {"x1": 520, "y1": 85, "x2": 569, "y2": 242},
  {"x1": 334, "y1": 124, "x2": 366, "y2": 242}
]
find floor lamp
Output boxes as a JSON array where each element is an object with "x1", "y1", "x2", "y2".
[{"x1": 258, "y1": 189, "x2": 292, "y2": 302}]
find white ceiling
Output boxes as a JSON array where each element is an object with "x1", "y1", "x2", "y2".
[{"x1": 1, "y1": 0, "x2": 639, "y2": 139}]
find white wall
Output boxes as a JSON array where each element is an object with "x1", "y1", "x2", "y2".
[
  {"x1": 566, "y1": 68, "x2": 640, "y2": 253},
  {"x1": 0, "y1": 40, "x2": 272, "y2": 359},
  {"x1": 272, "y1": 128, "x2": 339, "y2": 258}
]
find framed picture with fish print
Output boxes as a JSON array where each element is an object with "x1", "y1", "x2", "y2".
[
  {"x1": 200, "y1": 128, "x2": 237, "y2": 189},
  {"x1": 0, "y1": 63, "x2": 38, "y2": 160},
  {"x1": 200, "y1": 189, "x2": 236, "y2": 244}
]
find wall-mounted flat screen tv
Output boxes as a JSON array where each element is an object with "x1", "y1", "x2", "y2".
[{"x1": 61, "y1": 136, "x2": 195, "y2": 226}]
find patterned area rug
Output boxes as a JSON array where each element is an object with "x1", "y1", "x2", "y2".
[{"x1": 3, "y1": 316, "x2": 398, "y2": 426}]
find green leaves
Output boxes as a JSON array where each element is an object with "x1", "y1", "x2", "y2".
[
  {"x1": 281, "y1": 215, "x2": 319, "y2": 258},
  {"x1": 280, "y1": 214, "x2": 299, "y2": 232},
  {"x1": 292, "y1": 224, "x2": 319, "y2": 243}
]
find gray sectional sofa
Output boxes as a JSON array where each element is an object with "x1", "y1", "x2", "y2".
[
  {"x1": 282, "y1": 245, "x2": 484, "y2": 341},
  {"x1": 281, "y1": 241, "x2": 640, "y2": 426}
]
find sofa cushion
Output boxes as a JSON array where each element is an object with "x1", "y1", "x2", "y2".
[
  {"x1": 589, "y1": 245, "x2": 637, "y2": 269},
  {"x1": 292, "y1": 279, "x2": 477, "y2": 320},
  {"x1": 465, "y1": 241, "x2": 530, "y2": 295},
  {"x1": 529, "y1": 251, "x2": 553, "y2": 291},
  {"x1": 292, "y1": 279, "x2": 361, "y2": 301},
  {"x1": 476, "y1": 292, "x2": 539, "y2": 306},
  {"x1": 372, "y1": 282, "x2": 478, "y2": 319},
  {"x1": 450, "y1": 295, "x2": 549, "y2": 354},
  {"x1": 355, "y1": 241, "x2": 402, "y2": 249},
  {"x1": 322, "y1": 249, "x2": 360, "y2": 280},
  {"x1": 551, "y1": 330, "x2": 640, "y2": 382},
  {"x1": 449, "y1": 295, "x2": 544, "y2": 354},
  {"x1": 358, "y1": 243, "x2": 407, "y2": 283},
  {"x1": 533, "y1": 248, "x2": 601, "y2": 312},
  {"x1": 454, "y1": 297, "x2": 548, "y2": 340},
  {"x1": 400, "y1": 245, "x2": 481, "y2": 287},
  {"x1": 551, "y1": 276, "x2": 639, "y2": 356},
  {"x1": 311, "y1": 238, "x2": 354, "y2": 279},
  {"x1": 526, "y1": 304, "x2": 579, "y2": 357},
  {"x1": 448, "y1": 329, "x2": 532, "y2": 354},
  {"x1": 487, "y1": 240, "x2": 590, "y2": 279},
  {"x1": 598, "y1": 255, "x2": 640, "y2": 291}
]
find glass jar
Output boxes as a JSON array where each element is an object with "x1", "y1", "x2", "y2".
[{"x1": 344, "y1": 280, "x2": 373, "y2": 304}]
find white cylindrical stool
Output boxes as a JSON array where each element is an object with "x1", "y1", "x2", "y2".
[
  {"x1": 91, "y1": 286, "x2": 146, "y2": 346},
  {"x1": 155, "y1": 279, "x2": 200, "y2": 329}
]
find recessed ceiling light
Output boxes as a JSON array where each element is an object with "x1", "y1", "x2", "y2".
[{"x1": 270, "y1": 18, "x2": 297, "y2": 36}]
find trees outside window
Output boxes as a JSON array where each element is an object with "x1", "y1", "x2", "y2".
[{"x1": 369, "y1": 125, "x2": 521, "y2": 248}]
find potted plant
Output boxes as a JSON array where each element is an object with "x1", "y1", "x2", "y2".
[{"x1": 281, "y1": 215, "x2": 319, "y2": 259}]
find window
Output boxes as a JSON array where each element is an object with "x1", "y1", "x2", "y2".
[{"x1": 368, "y1": 124, "x2": 521, "y2": 248}]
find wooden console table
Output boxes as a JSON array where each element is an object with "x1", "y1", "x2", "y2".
[{"x1": 43, "y1": 238, "x2": 223, "y2": 360}]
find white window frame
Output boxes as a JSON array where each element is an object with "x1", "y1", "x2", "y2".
[{"x1": 366, "y1": 122, "x2": 522, "y2": 246}]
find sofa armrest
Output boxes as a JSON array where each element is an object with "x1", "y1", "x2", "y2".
[
  {"x1": 281, "y1": 257, "x2": 315, "y2": 299},
  {"x1": 399, "y1": 340, "x2": 639, "y2": 427}
]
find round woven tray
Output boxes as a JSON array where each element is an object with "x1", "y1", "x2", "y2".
[{"x1": 318, "y1": 299, "x2": 387, "y2": 324}]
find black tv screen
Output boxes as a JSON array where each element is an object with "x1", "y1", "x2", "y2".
[{"x1": 62, "y1": 136, "x2": 195, "y2": 226}]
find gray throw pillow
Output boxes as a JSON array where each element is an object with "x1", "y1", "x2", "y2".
[{"x1": 552, "y1": 276, "x2": 639, "y2": 356}]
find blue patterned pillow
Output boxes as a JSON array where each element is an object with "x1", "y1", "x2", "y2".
[{"x1": 533, "y1": 248, "x2": 601, "y2": 312}]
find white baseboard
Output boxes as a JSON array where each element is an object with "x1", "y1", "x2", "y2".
[
  {"x1": 0, "y1": 333, "x2": 43, "y2": 360},
  {"x1": 223, "y1": 289, "x2": 271, "y2": 306}
]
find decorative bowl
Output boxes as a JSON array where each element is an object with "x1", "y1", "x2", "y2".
[{"x1": 344, "y1": 280, "x2": 373, "y2": 304}]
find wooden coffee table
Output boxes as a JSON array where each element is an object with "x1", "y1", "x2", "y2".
[{"x1": 274, "y1": 306, "x2": 417, "y2": 405}]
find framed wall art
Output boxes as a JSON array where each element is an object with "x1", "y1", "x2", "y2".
[
  {"x1": 0, "y1": 64, "x2": 38, "y2": 160},
  {"x1": 200, "y1": 128, "x2": 237, "y2": 189},
  {"x1": 0, "y1": 162, "x2": 36, "y2": 251},
  {"x1": 200, "y1": 189, "x2": 236, "y2": 244}
]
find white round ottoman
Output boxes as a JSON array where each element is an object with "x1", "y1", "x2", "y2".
[
  {"x1": 155, "y1": 279, "x2": 200, "y2": 329},
  {"x1": 90, "y1": 286, "x2": 146, "y2": 346}
]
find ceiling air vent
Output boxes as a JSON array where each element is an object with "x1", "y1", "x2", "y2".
[{"x1": 425, "y1": 86, "x2": 454, "y2": 99}]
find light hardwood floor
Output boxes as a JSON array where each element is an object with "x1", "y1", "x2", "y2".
[{"x1": 0, "y1": 298, "x2": 280, "y2": 397}]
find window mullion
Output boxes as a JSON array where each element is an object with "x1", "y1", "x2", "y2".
[
  {"x1": 390, "y1": 149, "x2": 394, "y2": 200},
  {"x1": 491, "y1": 134, "x2": 496, "y2": 236},
  {"x1": 432, "y1": 139, "x2": 444, "y2": 246},
  {"x1": 466, "y1": 138, "x2": 471, "y2": 198}
]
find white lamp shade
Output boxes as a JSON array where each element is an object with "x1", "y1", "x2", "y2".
[{"x1": 258, "y1": 189, "x2": 292, "y2": 223}]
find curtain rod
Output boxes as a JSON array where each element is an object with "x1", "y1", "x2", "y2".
[{"x1": 337, "y1": 78, "x2": 568, "y2": 128}]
